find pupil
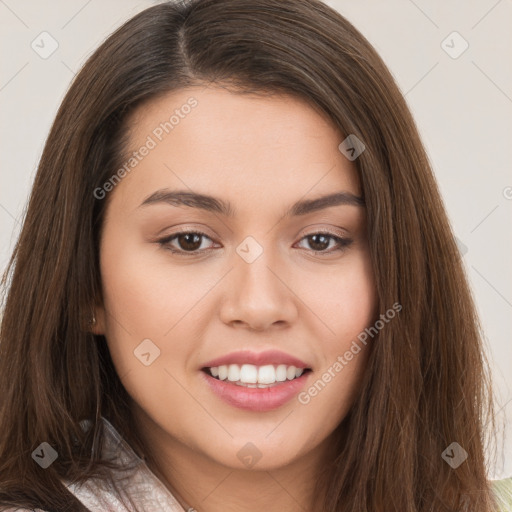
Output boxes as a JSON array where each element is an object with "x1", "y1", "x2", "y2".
[
  {"x1": 309, "y1": 234, "x2": 329, "y2": 251},
  {"x1": 176, "y1": 234, "x2": 331, "y2": 252},
  {"x1": 179, "y1": 233, "x2": 201, "y2": 251}
]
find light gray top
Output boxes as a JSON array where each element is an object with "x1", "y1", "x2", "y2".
[{"x1": 60, "y1": 417, "x2": 189, "y2": 511}]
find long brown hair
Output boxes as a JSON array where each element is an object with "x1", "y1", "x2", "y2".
[{"x1": 0, "y1": 0, "x2": 499, "y2": 510}]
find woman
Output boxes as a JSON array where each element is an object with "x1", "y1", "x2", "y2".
[{"x1": 0, "y1": 0, "x2": 510, "y2": 511}]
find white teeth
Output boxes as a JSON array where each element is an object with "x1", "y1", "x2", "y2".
[
  {"x1": 240, "y1": 364, "x2": 258, "y2": 383},
  {"x1": 258, "y1": 364, "x2": 276, "y2": 384},
  {"x1": 275, "y1": 364, "x2": 287, "y2": 382},
  {"x1": 235, "y1": 382, "x2": 258, "y2": 388},
  {"x1": 207, "y1": 363, "x2": 308, "y2": 385},
  {"x1": 286, "y1": 365, "x2": 297, "y2": 380},
  {"x1": 218, "y1": 365, "x2": 228, "y2": 380},
  {"x1": 227, "y1": 365, "x2": 240, "y2": 382}
]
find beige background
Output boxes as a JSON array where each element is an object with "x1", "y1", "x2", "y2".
[{"x1": 0, "y1": 0, "x2": 510, "y2": 479}]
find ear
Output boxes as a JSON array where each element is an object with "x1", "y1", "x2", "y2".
[{"x1": 91, "y1": 303, "x2": 106, "y2": 335}]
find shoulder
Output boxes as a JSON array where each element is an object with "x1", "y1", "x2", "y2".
[{"x1": 491, "y1": 476, "x2": 512, "y2": 511}]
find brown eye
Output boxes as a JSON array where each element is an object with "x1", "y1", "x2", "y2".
[
  {"x1": 305, "y1": 234, "x2": 331, "y2": 251},
  {"x1": 295, "y1": 232, "x2": 353, "y2": 255},
  {"x1": 175, "y1": 232, "x2": 203, "y2": 251},
  {"x1": 157, "y1": 230, "x2": 352, "y2": 257},
  {"x1": 158, "y1": 231, "x2": 215, "y2": 254}
]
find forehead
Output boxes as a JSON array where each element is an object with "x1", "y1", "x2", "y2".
[{"x1": 114, "y1": 85, "x2": 361, "y2": 210}]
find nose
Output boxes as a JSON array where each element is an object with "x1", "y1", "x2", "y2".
[{"x1": 219, "y1": 247, "x2": 298, "y2": 332}]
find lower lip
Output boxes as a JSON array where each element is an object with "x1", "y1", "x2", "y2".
[{"x1": 201, "y1": 371, "x2": 311, "y2": 412}]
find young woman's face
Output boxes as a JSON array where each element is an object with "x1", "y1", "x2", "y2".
[{"x1": 95, "y1": 86, "x2": 377, "y2": 470}]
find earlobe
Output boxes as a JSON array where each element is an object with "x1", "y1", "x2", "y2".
[{"x1": 90, "y1": 306, "x2": 106, "y2": 335}]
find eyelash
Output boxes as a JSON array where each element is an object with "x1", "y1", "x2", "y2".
[{"x1": 157, "y1": 229, "x2": 353, "y2": 257}]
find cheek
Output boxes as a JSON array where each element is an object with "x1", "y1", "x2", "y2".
[
  {"x1": 301, "y1": 249, "x2": 377, "y2": 347},
  {"x1": 331, "y1": 252, "x2": 376, "y2": 377},
  {"x1": 100, "y1": 228, "x2": 203, "y2": 336},
  {"x1": 98, "y1": 244, "x2": 201, "y2": 418},
  {"x1": 297, "y1": 250, "x2": 376, "y2": 413},
  {"x1": 98, "y1": 228, "x2": 193, "y2": 374},
  {"x1": 333, "y1": 268, "x2": 376, "y2": 343}
]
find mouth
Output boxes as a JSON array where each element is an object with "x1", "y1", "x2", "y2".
[
  {"x1": 200, "y1": 363, "x2": 313, "y2": 412},
  {"x1": 202, "y1": 364, "x2": 312, "y2": 388}
]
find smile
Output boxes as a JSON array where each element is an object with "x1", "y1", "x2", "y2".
[
  {"x1": 201, "y1": 364, "x2": 312, "y2": 412},
  {"x1": 204, "y1": 363, "x2": 310, "y2": 387}
]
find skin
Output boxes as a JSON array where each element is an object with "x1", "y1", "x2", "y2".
[{"x1": 93, "y1": 85, "x2": 377, "y2": 512}]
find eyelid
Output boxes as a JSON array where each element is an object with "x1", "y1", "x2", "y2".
[
  {"x1": 296, "y1": 224, "x2": 349, "y2": 240},
  {"x1": 157, "y1": 223, "x2": 350, "y2": 240},
  {"x1": 155, "y1": 223, "x2": 217, "y2": 239},
  {"x1": 157, "y1": 225, "x2": 353, "y2": 257},
  {"x1": 156, "y1": 228, "x2": 218, "y2": 253}
]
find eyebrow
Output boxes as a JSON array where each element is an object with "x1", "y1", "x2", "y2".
[{"x1": 139, "y1": 189, "x2": 365, "y2": 217}]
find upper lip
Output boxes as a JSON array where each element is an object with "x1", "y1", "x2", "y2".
[{"x1": 201, "y1": 350, "x2": 311, "y2": 369}]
